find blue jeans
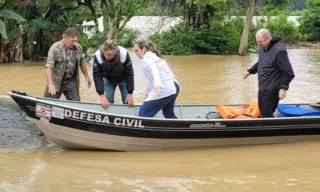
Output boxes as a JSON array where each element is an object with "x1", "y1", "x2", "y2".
[{"x1": 104, "y1": 79, "x2": 127, "y2": 104}]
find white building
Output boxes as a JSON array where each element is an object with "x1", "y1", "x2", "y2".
[
  {"x1": 82, "y1": 16, "x2": 182, "y2": 39},
  {"x1": 82, "y1": 16, "x2": 301, "y2": 38}
]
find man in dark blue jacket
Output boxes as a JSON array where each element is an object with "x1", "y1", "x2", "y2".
[
  {"x1": 243, "y1": 28, "x2": 295, "y2": 117},
  {"x1": 93, "y1": 40, "x2": 134, "y2": 108}
]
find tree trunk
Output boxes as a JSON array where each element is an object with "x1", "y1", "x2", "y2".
[
  {"x1": 105, "y1": 8, "x2": 119, "y2": 40},
  {"x1": 103, "y1": 16, "x2": 113, "y2": 40},
  {"x1": 50, "y1": 0, "x2": 54, "y2": 10},
  {"x1": 185, "y1": 3, "x2": 214, "y2": 29},
  {"x1": 95, "y1": 0, "x2": 101, "y2": 33},
  {"x1": 106, "y1": 18, "x2": 114, "y2": 40},
  {"x1": 238, "y1": 0, "x2": 256, "y2": 56},
  {"x1": 2, "y1": 34, "x2": 23, "y2": 63}
]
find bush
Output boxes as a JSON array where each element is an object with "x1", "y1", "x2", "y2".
[
  {"x1": 150, "y1": 17, "x2": 245, "y2": 55},
  {"x1": 78, "y1": 28, "x2": 138, "y2": 58},
  {"x1": 299, "y1": 0, "x2": 320, "y2": 41},
  {"x1": 116, "y1": 28, "x2": 139, "y2": 48},
  {"x1": 267, "y1": 14, "x2": 303, "y2": 43},
  {"x1": 151, "y1": 24, "x2": 194, "y2": 55},
  {"x1": 151, "y1": 13, "x2": 304, "y2": 56},
  {"x1": 249, "y1": 13, "x2": 303, "y2": 44},
  {"x1": 78, "y1": 32, "x2": 106, "y2": 59}
]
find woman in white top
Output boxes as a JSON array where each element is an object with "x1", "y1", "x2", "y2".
[{"x1": 133, "y1": 40, "x2": 180, "y2": 118}]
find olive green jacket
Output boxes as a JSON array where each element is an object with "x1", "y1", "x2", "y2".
[{"x1": 45, "y1": 40, "x2": 83, "y2": 93}]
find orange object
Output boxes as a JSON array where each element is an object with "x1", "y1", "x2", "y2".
[
  {"x1": 216, "y1": 105, "x2": 240, "y2": 119},
  {"x1": 241, "y1": 103, "x2": 261, "y2": 118},
  {"x1": 216, "y1": 103, "x2": 261, "y2": 119}
]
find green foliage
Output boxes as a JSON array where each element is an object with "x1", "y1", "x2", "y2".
[
  {"x1": 249, "y1": 12, "x2": 304, "y2": 44},
  {"x1": 20, "y1": 0, "x2": 92, "y2": 59},
  {"x1": 116, "y1": 28, "x2": 138, "y2": 48},
  {"x1": 267, "y1": 14, "x2": 303, "y2": 43},
  {"x1": 0, "y1": 20, "x2": 7, "y2": 39},
  {"x1": 152, "y1": 11, "x2": 305, "y2": 56},
  {"x1": 259, "y1": 0, "x2": 293, "y2": 14},
  {"x1": 28, "y1": 19, "x2": 62, "y2": 30},
  {"x1": 101, "y1": 0, "x2": 149, "y2": 39},
  {"x1": 78, "y1": 32, "x2": 106, "y2": 54},
  {"x1": 289, "y1": 10, "x2": 304, "y2": 16},
  {"x1": 0, "y1": 10, "x2": 25, "y2": 22},
  {"x1": 78, "y1": 28, "x2": 139, "y2": 58},
  {"x1": 151, "y1": 17, "x2": 244, "y2": 55},
  {"x1": 56, "y1": 6, "x2": 91, "y2": 28},
  {"x1": 0, "y1": 9, "x2": 25, "y2": 40},
  {"x1": 188, "y1": 0, "x2": 231, "y2": 7},
  {"x1": 25, "y1": 18, "x2": 63, "y2": 59},
  {"x1": 151, "y1": 24, "x2": 194, "y2": 55},
  {"x1": 6, "y1": 23, "x2": 21, "y2": 40},
  {"x1": 299, "y1": 0, "x2": 320, "y2": 41}
]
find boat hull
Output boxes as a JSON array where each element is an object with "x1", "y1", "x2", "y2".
[
  {"x1": 8, "y1": 90, "x2": 320, "y2": 151},
  {"x1": 34, "y1": 118, "x2": 320, "y2": 151}
]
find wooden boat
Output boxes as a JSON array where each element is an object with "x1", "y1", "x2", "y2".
[{"x1": 7, "y1": 90, "x2": 320, "y2": 151}]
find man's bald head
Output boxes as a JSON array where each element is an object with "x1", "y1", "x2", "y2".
[{"x1": 256, "y1": 28, "x2": 272, "y2": 48}]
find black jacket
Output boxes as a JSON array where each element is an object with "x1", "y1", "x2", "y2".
[
  {"x1": 248, "y1": 37, "x2": 295, "y2": 90},
  {"x1": 93, "y1": 48, "x2": 134, "y2": 95}
]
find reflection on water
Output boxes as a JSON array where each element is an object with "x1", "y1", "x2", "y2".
[{"x1": 0, "y1": 49, "x2": 320, "y2": 191}]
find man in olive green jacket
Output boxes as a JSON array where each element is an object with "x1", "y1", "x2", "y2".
[
  {"x1": 44, "y1": 27, "x2": 92, "y2": 101},
  {"x1": 39, "y1": 28, "x2": 91, "y2": 136}
]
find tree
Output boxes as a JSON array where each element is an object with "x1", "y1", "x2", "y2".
[
  {"x1": 100, "y1": 0, "x2": 149, "y2": 40},
  {"x1": 0, "y1": 9, "x2": 25, "y2": 63},
  {"x1": 238, "y1": 0, "x2": 293, "y2": 56},
  {"x1": 299, "y1": 0, "x2": 320, "y2": 41},
  {"x1": 238, "y1": 0, "x2": 255, "y2": 56},
  {"x1": 160, "y1": 0, "x2": 231, "y2": 28},
  {"x1": 22, "y1": 0, "x2": 64, "y2": 59},
  {"x1": 76, "y1": 0, "x2": 101, "y2": 33},
  {"x1": 22, "y1": 0, "x2": 91, "y2": 59}
]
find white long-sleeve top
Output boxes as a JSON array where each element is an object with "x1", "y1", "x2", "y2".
[{"x1": 141, "y1": 51, "x2": 179, "y2": 101}]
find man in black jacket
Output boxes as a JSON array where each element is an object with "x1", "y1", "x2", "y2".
[
  {"x1": 243, "y1": 28, "x2": 295, "y2": 117},
  {"x1": 93, "y1": 40, "x2": 134, "y2": 108}
]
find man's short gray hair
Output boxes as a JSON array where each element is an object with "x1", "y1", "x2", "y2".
[
  {"x1": 261, "y1": 28, "x2": 271, "y2": 39},
  {"x1": 63, "y1": 27, "x2": 79, "y2": 37}
]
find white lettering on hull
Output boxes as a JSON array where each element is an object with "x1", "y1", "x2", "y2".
[
  {"x1": 64, "y1": 109, "x2": 145, "y2": 128},
  {"x1": 189, "y1": 122, "x2": 226, "y2": 128}
]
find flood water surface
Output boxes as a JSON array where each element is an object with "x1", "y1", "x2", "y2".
[{"x1": 0, "y1": 48, "x2": 320, "y2": 191}]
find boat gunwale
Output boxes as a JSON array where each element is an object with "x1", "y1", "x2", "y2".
[{"x1": 7, "y1": 91, "x2": 320, "y2": 122}]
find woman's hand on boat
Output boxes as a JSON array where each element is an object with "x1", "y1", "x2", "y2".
[
  {"x1": 279, "y1": 89, "x2": 287, "y2": 100},
  {"x1": 155, "y1": 86, "x2": 161, "y2": 97},
  {"x1": 48, "y1": 83, "x2": 56, "y2": 95},
  {"x1": 243, "y1": 71, "x2": 251, "y2": 79},
  {"x1": 126, "y1": 94, "x2": 134, "y2": 107},
  {"x1": 99, "y1": 95, "x2": 109, "y2": 108}
]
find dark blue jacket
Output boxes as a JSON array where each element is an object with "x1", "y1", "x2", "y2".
[{"x1": 248, "y1": 37, "x2": 295, "y2": 90}]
